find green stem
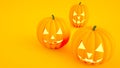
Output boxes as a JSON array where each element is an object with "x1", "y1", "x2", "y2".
[
  {"x1": 52, "y1": 14, "x2": 55, "y2": 20},
  {"x1": 92, "y1": 25, "x2": 97, "y2": 31}
]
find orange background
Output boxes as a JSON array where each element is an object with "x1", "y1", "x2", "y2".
[{"x1": 0, "y1": 0, "x2": 120, "y2": 68}]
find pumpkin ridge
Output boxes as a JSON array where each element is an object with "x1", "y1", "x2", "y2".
[
  {"x1": 73, "y1": 28, "x2": 89, "y2": 45},
  {"x1": 57, "y1": 18, "x2": 70, "y2": 48},
  {"x1": 45, "y1": 19, "x2": 53, "y2": 48},
  {"x1": 53, "y1": 18, "x2": 59, "y2": 37},
  {"x1": 38, "y1": 18, "x2": 50, "y2": 44},
  {"x1": 98, "y1": 29, "x2": 114, "y2": 60},
  {"x1": 92, "y1": 32, "x2": 96, "y2": 62},
  {"x1": 56, "y1": 18, "x2": 65, "y2": 34},
  {"x1": 97, "y1": 31, "x2": 108, "y2": 62},
  {"x1": 85, "y1": 31, "x2": 95, "y2": 60},
  {"x1": 39, "y1": 18, "x2": 50, "y2": 32},
  {"x1": 94, "y1": 31, "x2": 104, "y2": 63},
  {"x1": 47, "y1": 19, "x2": 52, "y2": 37},
  {"x1": 43, "y1": 18, "x2": 51, "y2": 33},
  {"x1": 59, "y1": 18, "x2": 69, "y2": 35},
  {"x1": 97, "y1": 30, "x2": 113, "y2": 62},
  {"x1": 77, "y1": 30, "x2": 92, "y2": 59},
  {"x1": 54, "y1": 18, "x2": 65, "y2": 45},
  {"x1": 72, "y1": 28, "x2": 89, "y2": 55},
  {"x1": 98, "y1": 28, "x2": 113, "y2": 44},
  {"x1": 97, "y1": 29, "x2": 113, "y2": 49}
]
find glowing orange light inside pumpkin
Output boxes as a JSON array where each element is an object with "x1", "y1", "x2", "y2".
[
  {"x1": 69, "y1": 2, "x2": 88, "y2": 27},
  {"x1": 72, "y1": 26, "x2": 113, "y2": 64},
  {"x1": 37, "y1": 15, "x2": 70, "y2": 49}
]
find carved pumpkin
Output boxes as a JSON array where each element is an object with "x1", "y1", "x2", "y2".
[
  {"x1": 72, "y1": 26, "x2": 113, "y2": 64},
  {"x1": 69, "y1": 2, "x2": 88, "y2": 27},
  {"x1": 37, "y1": 15, "x2": 70, "y2": 49}
]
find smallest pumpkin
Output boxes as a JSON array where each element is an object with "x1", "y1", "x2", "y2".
[{"x1": 69, "y1": 2, "x2": 88, "y2": 27}]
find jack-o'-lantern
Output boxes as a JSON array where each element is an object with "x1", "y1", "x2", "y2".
[
  {"x1": 69, "y1": 2, "x2": 88, "y2": 27},
  {"x1": 37, "y1": 15, "x2": 70, "y2": 49},
  {"x1": 72, "y1": 26, "x2": 113, "y2": 64}
]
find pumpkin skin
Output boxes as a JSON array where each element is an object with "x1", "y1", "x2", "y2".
[
  {"x1": 72, "y1": 26, "x2": 113, "y2": 64},
  {"x1": 69, "y1": 2, "x2": 88, "y2": 27},
  {"x1": 37, "y1": 15, "x2": 70, "y2": 49}
]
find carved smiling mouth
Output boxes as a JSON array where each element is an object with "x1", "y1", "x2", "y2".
[
  {"x1": 77, "y1": 41, "x2": 104, "y2": 64},
  {"x1": 43, "y1": 39, "x2": 63, "y2": 45},
  {"x1": 72, "y1": 11, "x2": 85, "y2": 24},
  {"x1": 78, "y1": 55, "x2": 103, "y2": 64},
  {"x1": 72, "y1": 19, "x2": 85, "y2": 24}
]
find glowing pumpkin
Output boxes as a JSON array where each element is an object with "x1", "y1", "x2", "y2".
[
  {"x1": 37, "y1": 15, "x2": 70, "y2": 49},
  {"x1": 69, "y1": 2, "x2": 88, "y2": 27},
  {"x1": 72, "y1": 26, "x2": 113, "y2": 64}
]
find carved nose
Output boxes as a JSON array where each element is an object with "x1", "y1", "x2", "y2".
[
  {"x1": 87, "y1": 52, "x2": 92, "y2": 58},
  {"x1": 77, "y1": 16, "x2": 80, "y2": 20},
  {"x1": 50, "y1": 35, "x2": 55, "y2": 39}
]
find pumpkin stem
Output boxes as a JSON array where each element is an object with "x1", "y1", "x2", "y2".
[
  {"x1": 52, "y1": 14, "x2": 55, "y2": 20},
  {"x1": 79, "y1": 2, "x2": 81, "y2": 5},
  {"x1": 92, "y1": 25, "x2": 97, "y2": 31}
]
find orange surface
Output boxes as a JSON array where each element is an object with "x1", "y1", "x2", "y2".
[{"x1": 0, "y1": 0, "x2": 120, "y2": 68}]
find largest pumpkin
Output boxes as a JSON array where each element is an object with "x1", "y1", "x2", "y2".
[
  {"x1": 72, "y1": 26, "x2": 113, "y2": 64},
  {"x1": 37, "y1": 15, "x2": 70, "y2": 49}
]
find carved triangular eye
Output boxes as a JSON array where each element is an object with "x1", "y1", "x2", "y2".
[
  {"x1": 43, "y1": 28, "x2": 49, "y2": 34},
  {"x1": 95, "y1": 43, "x2": 104, "y2": 52},
  {"x1": 78, "y1": 42, "x2": 86, "y2": 49},
  {"x1": 56, "y1": 28, "x2": 62, "y2": 34},
  {"x1": 81, "y1": 12, "x2": 85, "y2": 16},
  {"x1": 73, "y1": 11, "x2": 77, "y2": 16}
]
